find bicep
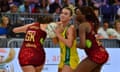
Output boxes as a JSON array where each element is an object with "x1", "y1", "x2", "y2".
[{"x1": 66, "y1": 26, "x2": 75, "y2": 45}]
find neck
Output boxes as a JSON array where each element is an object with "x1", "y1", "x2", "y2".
[{"x1": 62, "y1": 21, "x2": 69, "y2": 27}]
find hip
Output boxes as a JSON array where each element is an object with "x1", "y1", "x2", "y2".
[{"x1": 86, "y1": 48, "x2": 109, "y2": 64}]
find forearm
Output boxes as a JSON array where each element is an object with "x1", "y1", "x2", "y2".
[
  {"x1": 57, "y1": 34, "x2": 73, "y2": 48},
  {"x1": 12, "y1": 28, "x2": 25, "y2": 33},
  {"x1": 77, "y1": 43, "x2": 85, "y2": 49},
  {"x1": 52, "y1": 37, "x2": 59, "y2": 44}
]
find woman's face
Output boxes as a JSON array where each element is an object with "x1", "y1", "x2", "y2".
[
  {"x1": 75, "y1": 9, "x2": 84, "y2": 24},
  {"x1": 11, "y1": 5, "x2": 18, "y2": 13},
  {"x1": 2, "y1": 17, "x2": 9, "y2": 26},
  {"x1": 60, "y1": 8, "x2": 72, "y2": 22},
  {"x1": 75, "y1": 8, "x2": 81, "y2": 15},
  {"x1": 115, "y1": 22, "x2": 120, "y2": 29}
]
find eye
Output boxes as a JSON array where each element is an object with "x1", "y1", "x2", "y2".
[{"x1": 64, "y1": 12, "x2": 68, "y2": 15}]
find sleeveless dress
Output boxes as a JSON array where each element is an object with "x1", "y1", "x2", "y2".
[
  {"x1": 18, "y1": 23, "x2": 47, "y2": 67},
  {"x1": 58, "y1": 24, "x2": 80, "y2": 69},
  {"x1": 85, "y1": 22, "x2": 109, "y2": 64}
]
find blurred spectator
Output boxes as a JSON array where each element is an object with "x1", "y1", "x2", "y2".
[
  {"x1": 117, "y1": 7, "x2": 120, "y2": 19},
  {"x1": 53, "y1": 6, "x2": 61, "y2": 15},
  {"x1": 49, "y1": 0, "x2": 61, "y2": 14},
  {"x1": 62, "y1": 0, "x2": 75, "y2": 8},
  {"x1": 109, "y1": 0, "x2": 115, "y2": 5},
  {"x1": 13, "y1": 0, "x2": 24, "y2": 5},
  {"x1": 97, "y1": 21, "x2": 110, "y2": 39},
  {"x1": 114, "y1": 0, "x2": 120, "y2": 4},
  {"x1": 8, "y1": 0, "x2": 20, "y2": 7},
  {"x1": 5, "y1": 4, "x2": 20, "y2": 25},
  {"x1": 74, "y1": 7, "x2": 80, "y2": 15},
  {"x1": 0, "y1": 0, "x2": 10, "y2": 12},
  {"x1": 75, "y1": 0, "x2": 86, "y2": 7},
  {"x1": 8, "y1": 0, "x2": 14, "y2": 5},
  {"x1": 7, "y1": 24, "x2": 25, "y2": 38},
  {"x1": 0, "y1": 16, "x2": 10, "y2": 38},
  {"x1": 30, "y1": 0, "x2": 39, "y2": 3},
  {"x1": 39, "y1": 0, "x2": 49, "y2": 14},
  {"x1": 7, "y1": 18, "x2": 26, "y2": 38},
  {"x1": 18, "y1": 0, "x2": 32, "y2": 13},
  {"x1": 113, "y1": 0, "x2": 120, "y2": 20},
  {"x1": 7, "y1": 4, "x2": 19, "y2": 13},
  {"x1": 32, "y1": 4, "x2": 41, "y2": 13},
  {"x1": 107, "y1": 19, "x2": 120, "y2": 39},
  {"x1": 100, "y1": 4, "x2": 114, "y2": 24},
  {"x1": 106, "y1": 28, "x2": 116, "y2": 39},
  {"x1": 91, "y1": 0, "x2": 109, "y2": 8},
  {"x1": 53, "y1": 6, "x2": 61, "y2": 21},
  {"x1": 114, "y1": 19, "x2": 120, "y2": 39},
  {"x1": 93, "y1": 7, "x2": 102, "y2": 24},
  {"x1": 62, "y1": 0, "x2": 68, "y2": 7},
  {"x1": 0, "y1": 27, "x2": 7, "y2": 38},
  {"x1": 62, "y1": 0, "x2": 76, "y2": 15}
]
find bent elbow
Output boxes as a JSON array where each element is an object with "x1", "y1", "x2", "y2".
[{"x1": 80, "y1": 44, "x2": 86, "y2": 49}]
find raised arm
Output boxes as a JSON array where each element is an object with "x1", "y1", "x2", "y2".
[{"x1": 12, "y1": 23, "x2": 33, "y2": 33}]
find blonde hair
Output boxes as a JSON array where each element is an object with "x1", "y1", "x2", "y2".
[
  {"x1": 63, "y1": 7, "x2": 74, "y2": 16},
  {"x1": 1, "y1": 16, "x2": 9, "y2": 23},
  {"x1": 0, "y1": 16, "x2": 10, "y2": 28},
  {"x1": 114, "y1": 19, "x2": 120, "y2": 29}
]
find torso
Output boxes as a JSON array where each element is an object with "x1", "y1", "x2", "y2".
[
  {"x1": 59, "y1": 24, "x2": 79, "y2": 69},
  {"x1": 18, "y1": 23, "x2": 47, "y2": 66},
  {"x1": 85, "y1": 22, "x2": 109, "y2": 64},
  {"x1": 22, "y1": 23, "x2": 47, "y2": 50}
]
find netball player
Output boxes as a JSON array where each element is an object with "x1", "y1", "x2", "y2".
[
  {"x1": 54, "y1": 7, "x2": 80, "y2": 72},
  {"x1": 75, "y1": 6, "x2": 109, "y2": 72},
  {"x1": 13, "y1": 16, "x2": 53, "y2": 72}
]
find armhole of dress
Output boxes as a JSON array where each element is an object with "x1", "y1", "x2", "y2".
[
  {"x1": 89, "y1": 22, "x2": 94, "y2": 33},
  {"x1": 65, "y1": 24, "x2": 71, "y2": 39}
]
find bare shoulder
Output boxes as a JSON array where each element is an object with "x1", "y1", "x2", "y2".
[
  {"x1": 84, "y1": 22, "x2": 91, "y2": 33},
  {"x1": 79, "y1": 23, "x2": 86, "y2": 29},
  {"x1": 67, "y1": 25, "x2": 76, "y2": 36},
  {"x1": 67, "y1": 24, "x2": 75, "y2": 32},
  {"x1": 69, "y1": 24, "x2": 75, "y2": 29}
]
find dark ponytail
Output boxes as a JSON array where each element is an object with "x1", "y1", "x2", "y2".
[{"x1": 78, "y1": 6, "x2": 99, "y2": 33}]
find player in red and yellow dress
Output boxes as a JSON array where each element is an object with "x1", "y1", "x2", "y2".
[
  {"x1": 13, "y1": 16, "x2": 53, "y2": 72},
  {"x1": 75, "y1": 6, "x2": 109, "y2": 72}
]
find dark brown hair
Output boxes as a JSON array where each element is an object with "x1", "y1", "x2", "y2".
[
  {"x1": 37, "y1": 15, "x2": 53, "y2": 24},
  {"x1": 78, "y1": 6, "x2": 99, "y2": 33}
]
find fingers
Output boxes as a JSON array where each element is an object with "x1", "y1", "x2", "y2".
[{"x1": 56, "y1": 21, "x2": 62, "y2": 25}]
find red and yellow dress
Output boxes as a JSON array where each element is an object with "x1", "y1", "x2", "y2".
[
  {"x1": 18, "y1": 23, "x2": 46, "y2": 67},
  {"x1": 85, "y1": 22, "x2": 109, "y2": 64}
]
